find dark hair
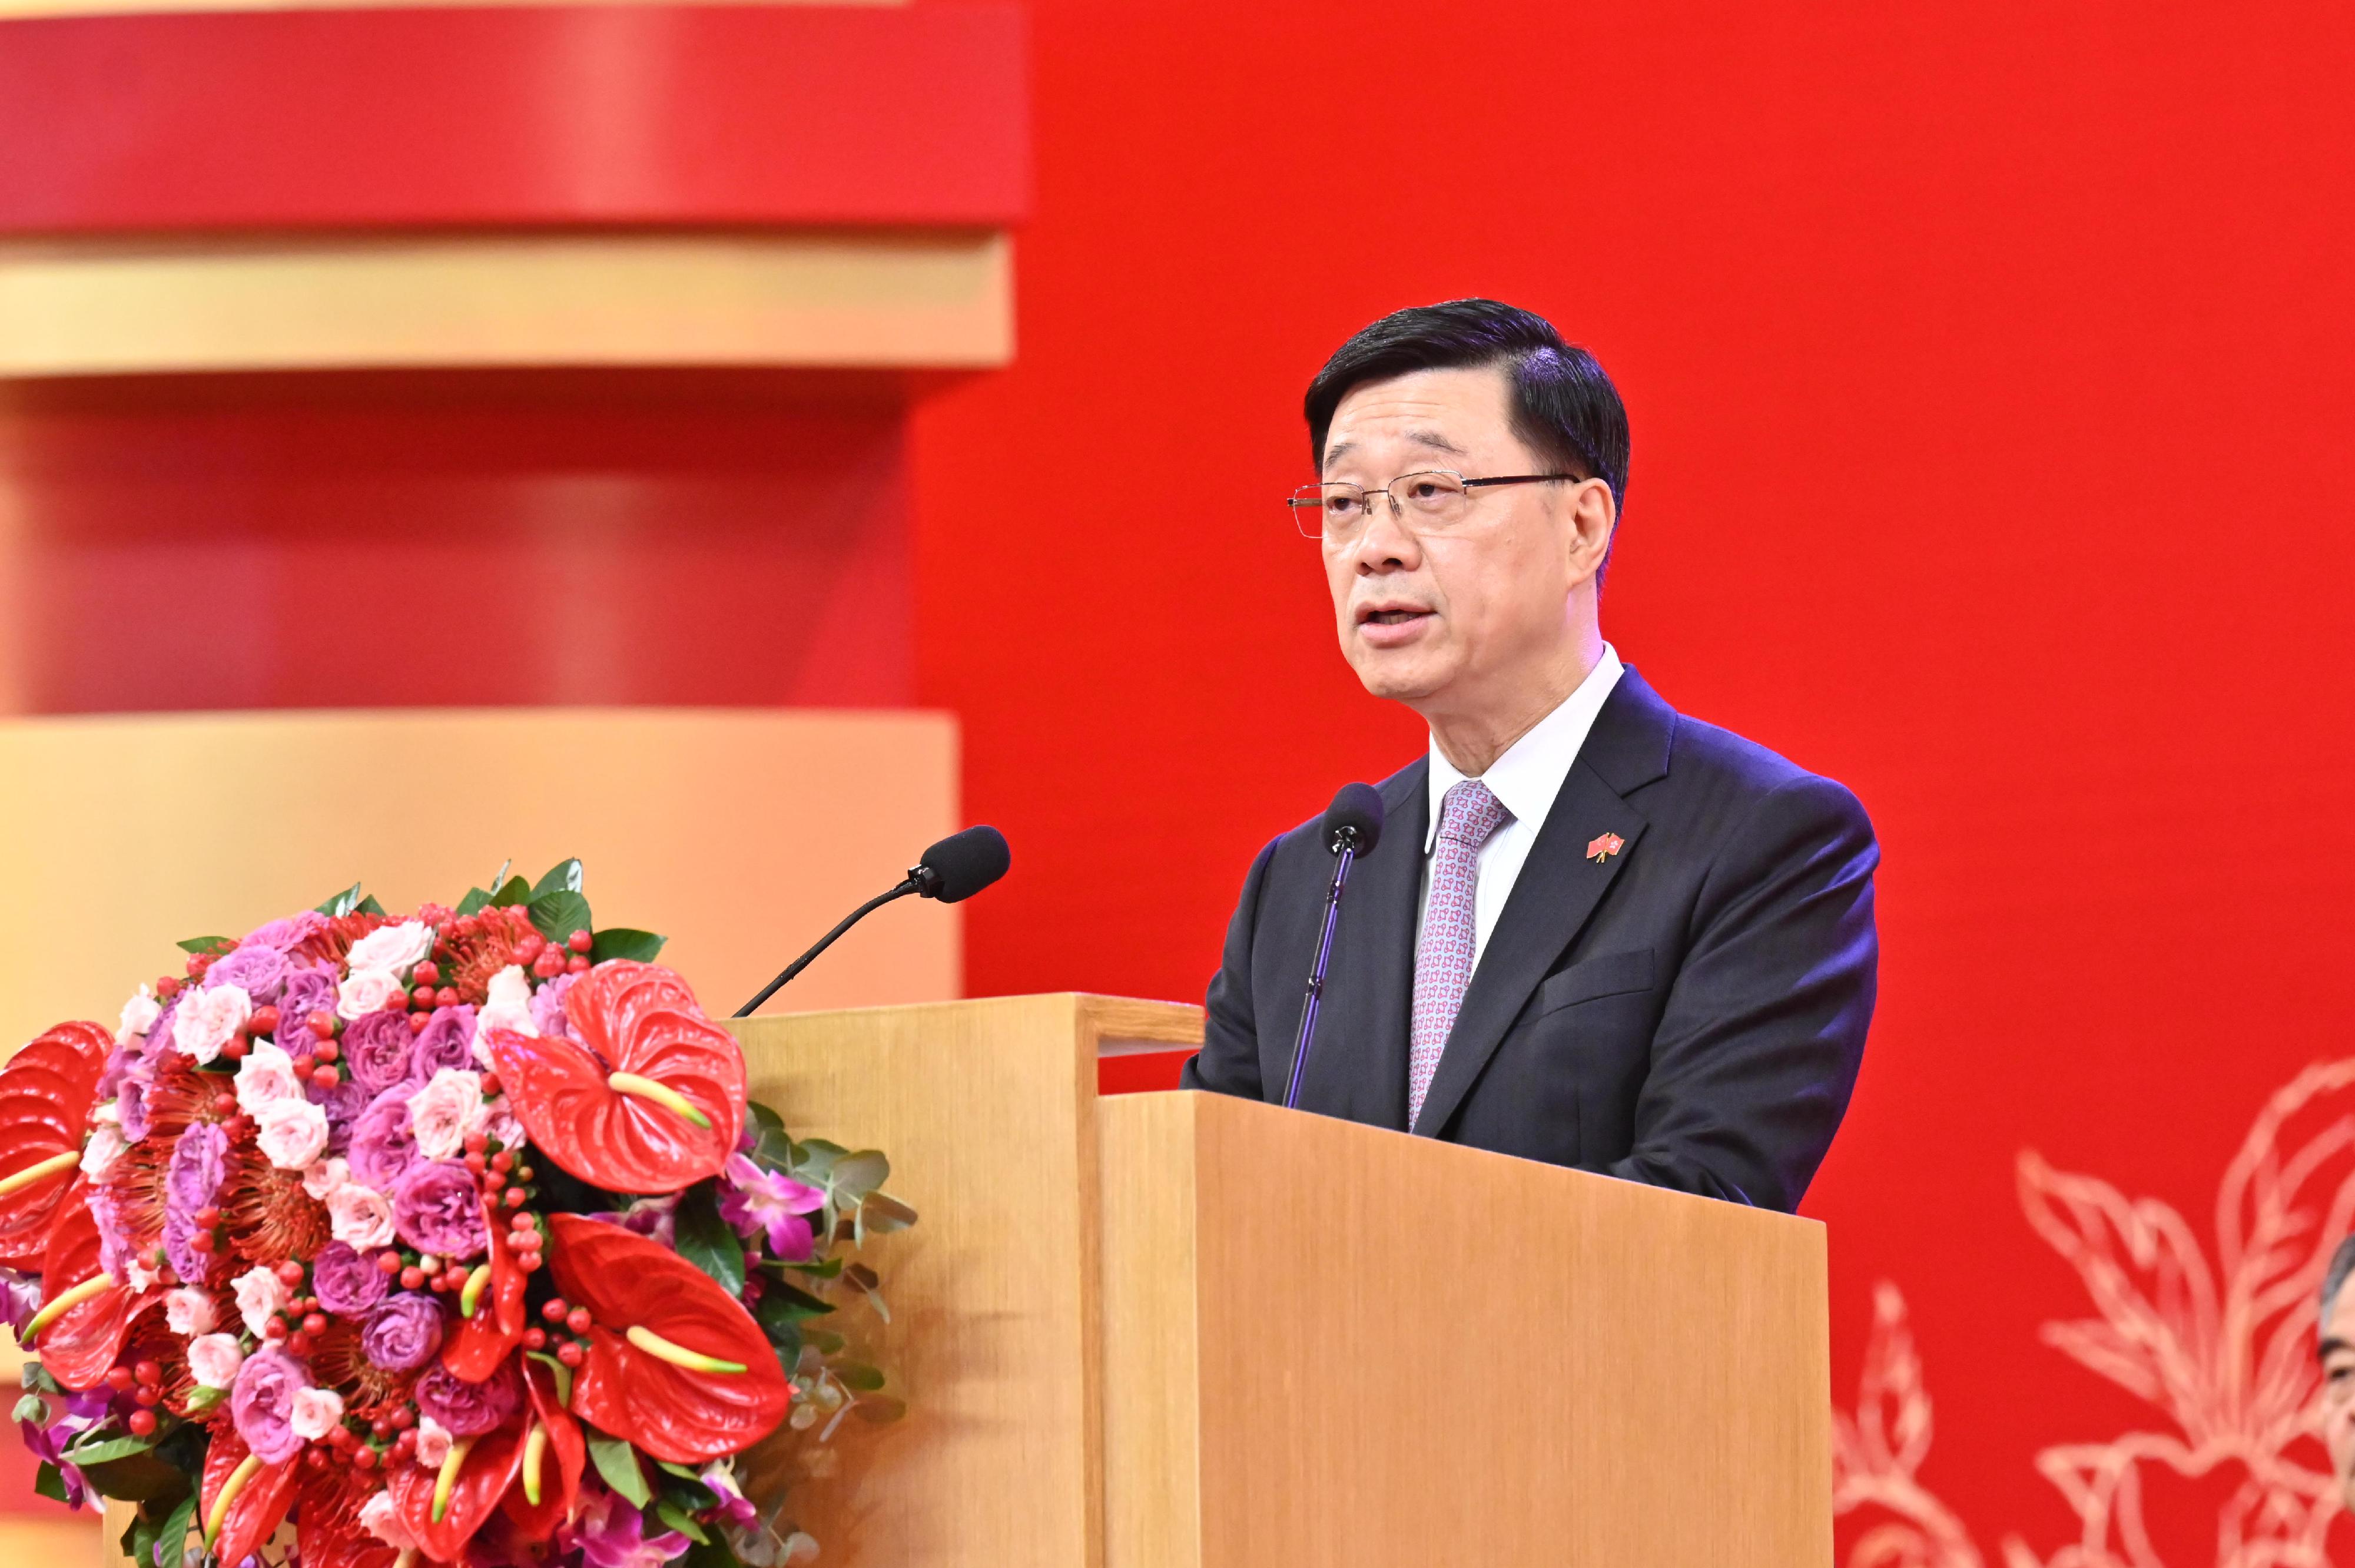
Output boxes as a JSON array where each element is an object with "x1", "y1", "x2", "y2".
[
  {"x1": 1303, "y1": 299, "x2": 1631, "y2": 519},
  {"x1": 2323, "y1": 1234, "x2": 2355, "y2": 1348}
]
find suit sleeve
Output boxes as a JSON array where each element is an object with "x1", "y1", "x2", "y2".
[
  {"x1": 1604, "y1": 774, "x2": 1878, "y2": 1212},
  {"x1": 1180, "y1": 836, "x2": 1279, "y2": 1100}
]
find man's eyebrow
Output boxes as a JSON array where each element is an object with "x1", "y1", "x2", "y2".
[
  {"x1": 1321, "y1": 430, "x2": 1468, "y2": 475},
  {"x1": 2322, "y1": 1334, "x2": 2351, "y2": 1360}
]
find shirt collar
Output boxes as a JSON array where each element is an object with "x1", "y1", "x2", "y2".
[{"x1": 1425, "y1": 643, "x2": 1626, "y2": 853}]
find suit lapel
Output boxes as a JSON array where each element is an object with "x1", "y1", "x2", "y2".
[
  {"x1": 1293, "y1": 761, "x2": 1425, "y2": 1131},
  {"x1": 1407, "y1": 668, "x2": 1676, "y2": 1138}
]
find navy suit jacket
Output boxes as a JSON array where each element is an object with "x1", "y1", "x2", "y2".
[{"x1": 1180, "y1": 667, "x2": 1877, "y2": 1212}]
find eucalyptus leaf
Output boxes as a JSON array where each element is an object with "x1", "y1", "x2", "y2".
[
  {"x1": 830, "y1": 1361, "x2": 885, "y2": 1393},
  {"x1": 490, "y1": 876, "x2": 533, "y2": 908},
  {"x1": 858, "y1": 1192, "x2": 918, "y2": 1234},
  {"x1": 851, "y1": 1395, "x2": 908, "y2": 1424},
  {"x1": 655, "y1": 1500, "x2": 711, "y2": 1544},
  {"x1": 586, "y1": 1430, "x2": 651, "y2": 1507},
  {"x1": 805, "y1": 1328, "x2": 845, "y2": 1357},
  {"x1": 829, "y1": 1150, "x2": 890, "y2": 1200},
  {"x1": 19, "y1": 1359, "x2": 60, "y2": 1394},
  {"x1": 532, "y1": 858, "x2": 585, "y2": 899},
  {"x1": 589, "y1": 928, "x2": 667, "y2": 964},
  {"x1": 675, "y1": 1181, "x2": 747, "y2": 1297},
  {"x1": 528, "y1": 889, "x2": 594, "y2": 946},
  {"x1": 12, "y1": 1393, "x2": 46, "y2": 1425}
]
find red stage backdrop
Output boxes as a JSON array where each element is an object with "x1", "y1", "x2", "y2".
[{"x1": 910, "y1": 0, "x2": 2355, "y2": 1560}]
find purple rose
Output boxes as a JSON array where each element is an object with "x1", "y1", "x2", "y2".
[
  {"x1": 0, "y1": 1268, "x2": 41, "y2": 1335},
  {"x1": 311, "y1": 1241, "x2": 389, "y2": 1317},
  {"x1": 276, "y1": 966, "x2": 336, "y2": 1052},
  {"x1": 347, "y1": 1088, "x2": 420, "y2": 1189},
  {"x1": 167, "y1": 1122, "x2": 227, "y2": 1215},
  {"x1": 162, "y1": 1210, "x2": 208, "y2": 1288},
  {"x1": 244, "y1": 913, "x2": 327, "y2": 953},
  {"x1": 342, "y1": 1010, "x2": 418, "y2": 1096},
  {"x1": 528, "y1": 974, "x2": 577, "y2": 1042},
  {"x1": 360, "y1": 1292, "x2": 443, "y2": 1372},
  {"x1": 205, "y1": 944, "x2": 286, "y2": 1005},
  {"x1": 116, "y1": 1063, "x2": 154, "y2": 1142},
  {"x1": 230, "y1": 1348, "x2": 310, "y2": 1463},
  {"x1": 392, "y1": 1160, "x2": 487, "y2": 1258},
  {"x1": 412, "y1": 1006, "x2": 479, "y2": 1078},
  {"x1": 415, "y1": 1360, "x2": 520, "y2": 1437}
]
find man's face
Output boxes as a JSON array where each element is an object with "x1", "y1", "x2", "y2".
[
  {"x1": 1318, "y1": 365, "x2": 1608, "y2": 721},
  {"x1": 2321, "y1": 1284, "x2": 2355, "y2": 1506}
]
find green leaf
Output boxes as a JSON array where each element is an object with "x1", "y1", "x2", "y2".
[
  {"x1": 454, "y1": 887, "x2": 492, "y2": 917},
  {"x1": 489, "y1": 876, "x2": 533, "y2": 908},
  {"x1": 585, "y1": 1430, "x2": 651, "y2": 1507},
  {"x1": 526, "y1": 1350, "x2": 573, "y2": 1408},
  {"x1": 589, "y1": 928, "x2": 666, "y2": 964},
  {"x1": 675, "y1": 1181, "x2": 746, "y2": 1298},
  {"x1": 528, "y1": 889, "x2": 593, "y2": 946},
  {"x1": 82, "y1": 1451, "x2": 186, "y2": 1501},
  {"x1": 147, "y1": 1490, "x2": 197, "y2": 1568},
  {"x1": 313, "y1": 883, "x2": 365, "y2": 917},
  {"x1": 34, "y1": 1461, "x2": 68, "y2": 1504},
  {"x1": 830, "y1": 1361, "x2": 886, "y2": 1393},
  {"x1": 659, "y1": 1475, "x2": 719, "y2": 1511},
  {"x1": 532, "y1": 858, "x2": 585, "y2": 899},
  {"x1": 64, "y1": 1430, "x2": 158, "y2": 1466},
  {"x1": 19, "y1": 1359, "x2": 61, "y2": 1394},
  {"x1": 828, "y1": 1150, "x2": 890, "y2": 1201},
  {"x1": 805, "y1": 1328, "x2": 845, "y2": 1357},
  {"x1": 12, "y1": 1393, "x2": 47, "y2": 1425},
  {"x1": 655, "y1": 1461, "x2": 703, "y2": 1483},
  {"x1": 655, "y1": 1500, "x2": 711, "y2": 1543},
  {"x1": 857, "y1": 1191, "x2": 918, "y2": 1235},
  {"x1": 755, "y1": 1281, "x2": 833, "y2": 1332},
  {"x1": 775, "y1": 1255, "x2": 843, "y2": 1281},
  {"x1": 356, "y1": 894, "x2": 387, "y2": 916},
  {"x1": 174, "y1": 936, "x2": 235, "y2": 956},
  {"x1": 684, "y1": 1537, "x2": 748, "y2": 1568}
]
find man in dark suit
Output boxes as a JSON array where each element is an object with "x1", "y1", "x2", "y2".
[{"x1": 1182, "y1": 299, "x2": 1876, "y2": 1214}]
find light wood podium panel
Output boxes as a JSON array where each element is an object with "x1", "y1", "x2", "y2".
[{"x1": 737, "y1": 996, "x2": 1832, "y2": 1568}]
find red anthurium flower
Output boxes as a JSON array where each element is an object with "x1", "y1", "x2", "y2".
[
  {"x1": 442, "y1": 1202, "x2": 527, "y2": 1382},
  {"x1": 548, "y1": 1214, "x2": 790, "y2": 1464},
  {"x1": 0, "y1": 1020, "x2": 112, "y2": 1269},
  {"x1": 500, "y1": 1357, "x2": 587, "y2": 1542},
  {"x1": 486, "y1": 963, "x2": 744, "y2": 1194},
  {"x1": 388, "y1": 1414, "x2": 528, "y2": 1564},
  {"x1": 27, "y1": 1178, "x2": 150, "y2": 1389},
  {"x1": 200, "y1": 1425, "x2": 300, "y2": 1568}
]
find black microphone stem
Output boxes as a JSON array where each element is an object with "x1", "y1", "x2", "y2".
[
  {"x1": 732, "y1": 880, "x2": 917, "y2": 1019},
  {"x1": 1283, "y1": 834, "x2": 1360, "y2": 1110}
]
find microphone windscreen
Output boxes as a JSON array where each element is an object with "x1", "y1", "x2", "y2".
[
  {"x1": 1322, "y1": 783, "x2": 1385, "y2": 855},
  {"x1": 917, "y1": 825, "x2": 1011, "y2": 903}
]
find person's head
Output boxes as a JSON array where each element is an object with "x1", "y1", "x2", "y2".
[
  {"x1": 2319, "y1": 1235, "x2": 2355, "y2": 1504},
  {"x1": 1301, "y1": 299, "x2": 1628, "y2": 744}
]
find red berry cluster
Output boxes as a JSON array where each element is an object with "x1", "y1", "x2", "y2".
[
  {"x1": 102, "y1": 1358, "x2": 165, "y2": 1436},
  {"x1": 258, "y1": 1258, "x2": 334, "y2": 1358},
  {"x1": 531, "y1": 1295, "x2": 598, "y2": 1367}
]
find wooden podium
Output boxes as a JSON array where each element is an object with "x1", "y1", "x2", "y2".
[{"x1": 733, "y1": 994, "x2": 1831, "y2": 1567}]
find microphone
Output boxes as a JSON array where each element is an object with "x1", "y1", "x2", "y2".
[
  {"x1": 733, "y1": 826, "x2": 1011, "y2": 1017},
  {"x1": 1282, "y1": 784, "x2": 1384, "y2": 1110}
]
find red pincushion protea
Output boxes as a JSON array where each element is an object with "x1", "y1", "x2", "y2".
[
  {"x1": 0, "y1": 1020, "x2": 111, "y2": 1269},
  {"x1": 438, "y1": 906, "x2": 539, "y2": 1004},
  {"x1": 486, "y1": 962, "x2": 744, "y2": 1194},
  {"x1": 548, "y1": 1214, "x2": 790, "y2": 1464}
]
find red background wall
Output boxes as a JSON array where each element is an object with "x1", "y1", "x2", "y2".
[{"x1": 910, "y1": 0, "x2": 2355, "y2": 1549}]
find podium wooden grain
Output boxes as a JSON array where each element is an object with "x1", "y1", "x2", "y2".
[{"x1": 734, "y1": 995, "x2": 1832, "y2": 1568}]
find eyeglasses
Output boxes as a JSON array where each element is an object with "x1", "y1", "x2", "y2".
[{"x1": 1285, "y1": 469, "x2": 1580, "y2": 542}]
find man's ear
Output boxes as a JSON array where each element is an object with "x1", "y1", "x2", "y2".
[{"x1": 1565, "y1": 478, "x2": 1617, "y2": 587}]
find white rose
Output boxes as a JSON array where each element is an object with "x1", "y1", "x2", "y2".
[
  {"x1": 187, "y1": 1332, "x2": 245, "y2": 1390},
  {"x1": 301, "y1": 1156, "x2": 349, "y2": 1202},
  {"x1": 233, "y1": 1264, "x2": 288, "y2": 1336},
  {"x1": 164, "y1": 1286, "x2": 216, "y2": 1337},
  {"x1": 124, "y1": 1255, "x2": 158, "y2": 1292},
  {"x1": 359, "y1": 1491, "x2": 416, "y2": 1551},
  {"x1": 327, "y1": 1182, "x2": 395, "y2": 1249},
  {"x1": 336, "y1": 967, "x2": 407, "y2": 1022},
  {"x1": 173, "y1": 983, "x2": 252, "y2": 1065},
  {"x1": 289, "y1": 1385, "x2": 345, "y2": 1441},
  {"x1": 409, "y1": 1068, "x2": 488, "y2": 1161},
  {"x1": 81, "y1": 1122, "x2": 127, "y2": 1179},
  {"x1": 253, "y1": 1098, "x2": 329, "y2": 1171},
  {"x1": 117, "y1": 985, "x2": 160, "y2": 1043},
  {"x1": 344, "y1": 921, "x2": 433, "y2": 974},
  {"x1": 234, "y1": 1040, "x2": 304, "y2": 1112},
  {"x1": 476, "y1": 965, "x2": 538, "y2": 1043},
  {"x1": 413, "y1": 1415, "x2": 453, "y2": 1468}
]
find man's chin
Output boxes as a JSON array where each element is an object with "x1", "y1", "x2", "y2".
[{"x1": 1346, "y1": 648, "x2": 1450, "y2": 705}]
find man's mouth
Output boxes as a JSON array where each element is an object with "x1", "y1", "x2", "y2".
[{"x1": 1358, "y1": 605, "x2": 1431, "y2": 625}]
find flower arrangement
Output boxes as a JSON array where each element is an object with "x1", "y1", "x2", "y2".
[{"x1": 0, "y1": 862, "x2": 913, "y2": 1568}]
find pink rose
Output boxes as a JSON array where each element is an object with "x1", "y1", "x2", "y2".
[
  {"x1": 253, "y1": 1097, "x2": 329, "y2": 1171},
  {"x1": 232, "y1": 1264, "x2": 288, "y2": 1336},
  {"x1": 302, "y1": 1156, "x2": 349, "y2": 1202},
  {"x1": 188, "y1": 1331, "x2": 245, "y2": 1390},
  {"x1": 164, "y1": 1286, "x2": 215, "y2": 1337},
  {"x1": 336, "y1": 967, "x2": 406, "y2": 1022},
  {"x1": 476, "y1": 966, "x2": 538, "y2": 1041},
  {"x1": 408, "y1": 1068, "x2": 487, "y2": 1161},
  {"x1": 345, "y1": 921, "x2": 433, "y2": 974},
  {"x1": 235, "y1": 1040, "x2": 304, "y2": 1112},
  {"x1": 117, "y1": 985, "x2": 160, "y2": 1043},
  {"x1": 413, "y1": 1415, "x2": 452, "y2": 1468},
  {"x1": 327, "y1": 1181, "x2": 396, "y2": 1249},
  {"x1": 359, "y1": 1491, "x2": 416, "y2": 1551},
  {"x1": 289, "y1": 1385, "x2": 346, "y2": 1441},
  {"x1": 81, "y1": 1122, "x2": 127, "y2": 1179},
  {"x1": 173, "y1": 982, "x2": 252, "y2": 1065}
]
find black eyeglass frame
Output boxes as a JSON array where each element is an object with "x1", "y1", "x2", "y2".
[{"x1": 1283, "y1": 470, "x2": 1585, "y2": 538}]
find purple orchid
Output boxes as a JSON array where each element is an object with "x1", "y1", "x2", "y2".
[
  {"x1": 560, "y1": 1486, "x2": 693, "y2": 1568},
  {"x1": 717, "y1": 1154, "x2": 824, "y2": 1262},
  {"x1": 18, "y1": 1384, "x2": 115, "y2": 1509}
]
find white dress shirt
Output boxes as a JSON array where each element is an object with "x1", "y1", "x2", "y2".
[{"x1": 1418, "y1": 643, "x2": 1626, "y2": 969}]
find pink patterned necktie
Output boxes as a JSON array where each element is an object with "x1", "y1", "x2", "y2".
[{"x1": 1409, "y1": 778, "x2": 1512, "y2": 1128}]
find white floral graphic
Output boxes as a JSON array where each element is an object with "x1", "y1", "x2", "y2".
[{"x1": 1834, "y1": 1060, "x2": 2355, "y2": 1568}]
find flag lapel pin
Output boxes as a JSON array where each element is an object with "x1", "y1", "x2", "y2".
[{"x1": 1586, "y1": 831, "x2": 1625, "y2": 864}]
